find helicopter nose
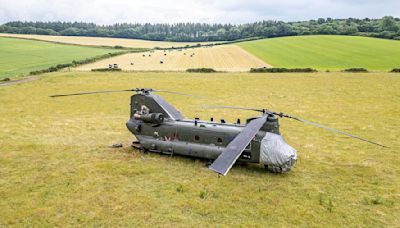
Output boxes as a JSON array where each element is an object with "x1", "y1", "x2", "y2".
[{"x1": 259, "y1": 132, "x2": 297, "y2": 173}]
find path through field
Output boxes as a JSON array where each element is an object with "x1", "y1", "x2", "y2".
[{"x1": 75, "y1": 45, "x2": 270, "y2": 72}]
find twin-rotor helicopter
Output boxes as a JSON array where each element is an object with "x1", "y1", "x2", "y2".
[{"x1": 50, "y1": 88, "x2": 385, "y2": 176}]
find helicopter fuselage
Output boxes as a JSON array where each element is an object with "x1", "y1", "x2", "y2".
[
  {"x1": 126, "y1": 92, "x2": 296, "y2": 173},
  {"x1": 126, "y1": 117, "x2": 279, "y2": 163}
]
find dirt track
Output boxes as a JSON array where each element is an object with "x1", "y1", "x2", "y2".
[{"x1": 0, "y1": 76, "x2": 39, "y2": 87}]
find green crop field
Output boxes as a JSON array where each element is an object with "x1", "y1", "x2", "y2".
[
  {"x1": 0, "y1": 37, "x2": 121, "y2": 79},
  {"x1": 0, "y1": 71, "x2": 399, "y2": 226},
  {"x1": 238, "y1": 35, "x2": 400, "y2": 70}
]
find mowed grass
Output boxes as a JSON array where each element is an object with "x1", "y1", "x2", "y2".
[
  {"x1": 0, "y1": 37, "x2": 121, "y2": 79},
  {"x1": 76, "y1": 45, "x2": 268, "y2": 72},
  {"x1": 0, "y1": 33, "x2": 219, "y2": 49},
  {"x1": 0, "y1": 71, "x2": 399, "y2": 226},
  {"x1": 238, "y1": 35, "x2": 400, "y2": 70}
]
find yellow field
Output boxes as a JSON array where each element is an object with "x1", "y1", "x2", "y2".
[
  {"x1": 75, "y1": 45, "x2": 270, "y2": 72},
  {"x1": 0, "y1": 33, "x2": 216, "y2": 49},
  {"x1": 0, "y1": 71, "x2": 399, "y2": 226}
]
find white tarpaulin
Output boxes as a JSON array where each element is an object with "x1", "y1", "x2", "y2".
[{"x1": 260, "y1": 132, "x2": 297, "y2": 172}]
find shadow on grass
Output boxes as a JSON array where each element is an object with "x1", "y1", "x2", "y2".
[{"x1": 120, "y1": 146, "x2": 291, "y2": 177}]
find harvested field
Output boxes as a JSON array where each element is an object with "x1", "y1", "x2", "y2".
[
  {"x1": 0, "y1": 33, "x2": 217, "y2": 49},
  {"x1": 75, "y1": 45, "x2": 270, "y2": 72}
]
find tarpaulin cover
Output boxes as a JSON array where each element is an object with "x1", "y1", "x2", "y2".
[{"x1": 260, "y1": 132, "x2": 297, "y2": 171}]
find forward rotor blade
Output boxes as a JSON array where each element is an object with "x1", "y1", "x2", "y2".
[
  {"x1": 209, "y1": 115, "x2": 268, "y2": 176},
  {"x1": 285, "y1": 116, "x2": 387, "y2": 148},
  {"x1": 203, "y1": 105, "x2": 264, "y2": 112},
  {"x1": 49, "y1": 89, "x2": 134, "y2": 97},
  {"x1": 154, "y1": 90, "x2": 201, "y2": 97}
]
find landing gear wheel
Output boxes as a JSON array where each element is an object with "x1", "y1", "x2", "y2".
[
  {"x1": 206, "y1": 160, "x2": 213, "y2": 167},
  {"x1": 139, "y1": 146, "x2": 147, "y2": 153}
]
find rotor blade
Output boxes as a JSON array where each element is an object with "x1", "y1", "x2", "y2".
[
  {"x1": 204, "y1": 105, "x2": 386, "y2": 148},
  {"x1": 284, "y1": 116, "x2": 387, "y2": 148},
  {"x1": 155, "y1": 90, "x2": 202, "y2": 97},
  {"x1": 209, "y1": 115, "x2": 268, "y2": 176},
  {"x1": 203, "y1": 105, "x2": 264, "y2": 112},
  {"x1": 49, "y1": 89, "x2": 134, "y2": 97}
]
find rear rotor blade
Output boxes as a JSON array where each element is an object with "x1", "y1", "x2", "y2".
[
  {"x1": 203, "y1": 105, "x2": 386, "y2": 148},
  {"x1": 154, "y1": 90, "x2": 201, "y2": 97},
  {"x1": 203, "y1": 105, "x2": 264, "y2": 112},
  {"x1": 284, "y1": 116, "x2": 387, "y2": 148},
  {"x1": 50, "y1": 89, "x2": 200, "y2": 98},
  {"x1": 49, "y1": 89, "x2": 134, "y2": 97}
]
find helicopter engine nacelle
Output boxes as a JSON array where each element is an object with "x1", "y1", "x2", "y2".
[{"x1": 134, "y1": 113, "x2": 165, "y2": 124}]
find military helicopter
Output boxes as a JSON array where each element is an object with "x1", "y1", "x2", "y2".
[{"x1": 50, "y1": 88, "x2": 386, "y2": 176}]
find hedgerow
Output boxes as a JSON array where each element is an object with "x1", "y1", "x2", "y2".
[{"x1": 250, "y1": 67, "x2": 317, "y2": 73}]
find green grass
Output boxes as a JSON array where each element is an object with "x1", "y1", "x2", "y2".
[
  {"x1": 238, "y1": 35, "x2": 400, "y2": 70},
  {"x1": 0, "y1": 37, "x2": 121, "y2": 79},
  {"x1": 0, "y1": 71, "x2": 399, "y2": 226}
]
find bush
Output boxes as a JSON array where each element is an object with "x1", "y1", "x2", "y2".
[
  {"x1": 343, "y1": 68, "x2": 368, "y2": 73},
  {"x1": 250, "y1": 67, "x2": 317, "y2": 73},
  {"x1": 390, "y1": 68, "x2": 400, "y2": 72},
  {"x1": 1, "y1": 77, "x2": 10, "y2": 82},
  {"x1": 186, "y1": 68, "x2": 217, "y2": 73},
  {"x1": 91, "y1": 68, "x2": 122, "y2": 72}
]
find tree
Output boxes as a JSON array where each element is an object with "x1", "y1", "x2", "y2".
[
  {"x1": 1, "y1": 17, "x2": 399, "y2": 42},
  {"x1": 382, "y1": 16, "x2": 399, "y2": 32},
  {"x1": 317, "y1": 18, "x2": 326, "y2": 24}
]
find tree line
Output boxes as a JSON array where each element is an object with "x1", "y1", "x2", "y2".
[{"x1": 1, "y1": 16, "x2": 399, "y2": 42}]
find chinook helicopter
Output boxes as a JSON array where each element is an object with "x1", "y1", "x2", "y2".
[{"x1": 50, "y1": 88, "x2": 385, "y2": 176}]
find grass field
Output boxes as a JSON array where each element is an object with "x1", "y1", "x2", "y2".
[
  {"x1": 76, "y1": 45, "x2": 269, "y2": 72},
  {"x1": 0, "y1": 71, "x2": 399, "y2": 226},
  {"x1": 0, "y1": 37, "x2": 122, "y2": 79},
  {"x1": 238, "y1": 35, "x2": 400, "y2": 70},
  {"x1": 0, "y1": 33, "x2": 218, "y2": 49}
]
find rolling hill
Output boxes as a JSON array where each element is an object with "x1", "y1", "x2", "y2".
[{"x1": 238, "y1": 35, "x2": 400, "y2": 70}]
